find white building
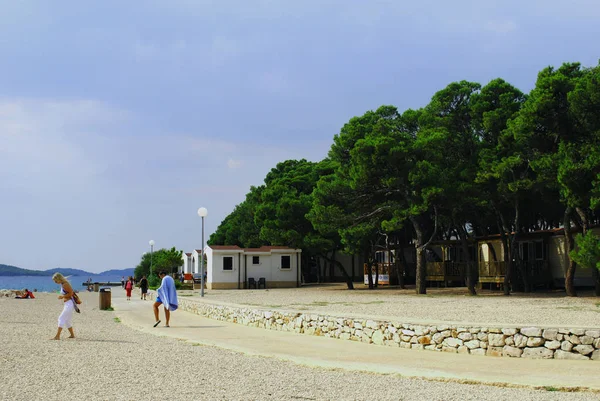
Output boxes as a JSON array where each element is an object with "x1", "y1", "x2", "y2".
[
  {"x1": 181, "y1": 252, "x2": 192, "y2": 274},
  {"x1": 192, "y1": 249, "x2": 203, "y2": 274},
  {"x1": 204, "y1": 245, "x2": 302, "y2": 289}
]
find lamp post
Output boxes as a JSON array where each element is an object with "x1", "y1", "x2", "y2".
[
  {"x1": 149, "y1": 240, "x2": 155, "y2": 277},
  {"x1": 197, "y1": 207, "x2": 208, "y2": 297}
]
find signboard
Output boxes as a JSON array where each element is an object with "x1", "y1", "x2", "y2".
[{"x1": 364, "y1": 274, "x2": 390, "y2": 285}]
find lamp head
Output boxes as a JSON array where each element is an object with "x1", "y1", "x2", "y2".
[
  {"x1": 149, "y1": 240, "x2": 155, "y2": 246},
  {"x1": 197, "y1": 207, "x2": 208, "y2": 217}
]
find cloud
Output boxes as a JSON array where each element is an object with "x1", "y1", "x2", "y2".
[{"x1": 227, "y1": 158, "x2": 243, "y2": 169}]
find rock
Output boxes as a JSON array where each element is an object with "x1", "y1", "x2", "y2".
[
  {"x1": 410, "y1": 336, "x2": 418, "y2": 344},
  {"x1": 585, "y1": 330, "x2": 600, "y2": 338},
  {"x1": 432, "y1": 333, "x2": 445, "y2": 344},
  {"x1": 566, "y1": 334, "x2": 581, "y2": 345},
  {"x1": 400, "y1": 342, "x2": 411, "y2": 349},
  {"x1": 522, "y1": 347, "x2": 554, "y2": 359},
  {"x1": 591, "y1": 350, "x2": 600, "y2": 361},
  {"x1": 555, "y1": 350, "x2": 589, "y2": 360},
  {"x1": 488, "y1": 328, "x2": 502, "y2": 333},
  {"x1": 513, "y1": 334, "x2": 528, "y2": 348},
  {"x1": 574, "y1": 345, "x2": 595, "y2": 355},
  {"x1": 366, "y1": 320, "x2": 378, "y2": 329},
  {"x1": 544, "y1": 340, "x2": 561, "y2": 350},
  {"x1": 424, "y1": 345, "x2": 437, "y2": 351},
  {"x1": 580, "y1": 336, "x2": 594, "y2": 345},
  {"x1": 414, "y1": 326, "x2": 426, "y2": 336},
  {"x1": 561, "y1": 341, "x2": 574, "y2": 352},
  {"x1": 442, "y1": 346, "x2": 457, "y2": 353},
  {"x1": 556, "y1": 334, "x2": 564, "y2": 341},
  {"x1": 437, "y1": 325, "x2": 450, "y2": 331},
  {"x1": 502, "y1": 328, "x2": 517, "y2": 335},
  {"x1": 477, "y1": 332, "x2": 488, "y2": 342},
  {"x1": 465, "y1": 340, "x2": 480, "y2": 350},
  {"x1": 571, "y1": 329, "x2": 586, "y2": 336},
  {"x1": 471, "y1": 348, "x2": 486, "y2": 356},
  {"x1": 558, "y1": 328, "x2": 570, "y2": 334},
  {"x1": 527, "y1": 337, "x2": 545, "y2": 347},
  {"x1": 387, "y1": 326, "x2": 397, "y2": 334},
  {"x1": 444, "y1": 338, "x2": 463, "y2": 348},
  {"x1": 401, "y1": 335, "x2": 412, "y2": 342},
  {"x1": 542, "y1": 329, "x2": 558, "y2": 341},
  {"x1": 402, "y1": 329, "x2": 415, "y2": 336},
  {"x1": 363, "y1": 328, "x2": 373, "y2": 337},
  {"x1": 372, "y1": 330, "x2": 385, "y2": 345},
  {"x1": 457, "y1": 332, "x2": 473, "y2": 341},
  {"x1": 411, "y1": 344, "x2": 424, "y2": 350},
  {"x1": 457, "y1": 346, "x2": 469, "y2": 354},
  {"x1": 488, "y1": 333, "x2": 505, "y2": 347},
  {"x1": 469, "y1": 328, "x2": 480, "y2": 334},
  {"x1": 354, "y1": 322, "x2": 363, "y2": 330},
  {"x1": 418, "y1": 335, "x2": 431, "y2": 345},
  {"x1": 340, "y1": 333, "x2": 351, "y2": 341},
  {"x1": 440, "y1": 330, "x2": 451, "y2": 338},
  {"x1": 502, "y1": 346, "x2": 523, "y2": 358},
  {"x1": 480, "y1": 341, "x2": 488, "y2": 349},
  {"x1": 521, "y1": 327, "x2": 542, "y2": 337},
  {"x1": 393, "y1": 333, "x2": 401, "y2": 343},
  {"x1": 485, "y1": 347, "x2": 503, "y2": 357},
  {"x1": 594, "y1": 338, "x2": 600, "y2": 349},
  {"x1": 504, "y1": 336, "x2": 514, "y2": 346}
]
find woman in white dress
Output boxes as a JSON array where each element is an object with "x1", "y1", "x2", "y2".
[{"x1": 51, "y1": 273, "x2": 76, "y2": 340}]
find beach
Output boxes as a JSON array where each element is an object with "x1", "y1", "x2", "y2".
[{"x1": 1, "y1": 290, "x2": 599, "y2": 400}]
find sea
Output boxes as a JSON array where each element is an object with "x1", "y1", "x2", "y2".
[{"x1": 0, "y1": 275, "x2": 125, "y2": 292}]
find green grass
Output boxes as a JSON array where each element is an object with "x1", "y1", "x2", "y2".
[
  {"x1": 544, "y1": 386, "x2": 559, "y2": 392},
  {"x1": 596, "y1": 302, "x2": 600, "y2": 308},
  {"x1": 179, "y1": 294, "x2": 193, "y2": 297},
  {"x1": 113, "y1": 317, "x2": 121, "y2": 323},
  {"x1": 102, "y1": 307, "x2": 114, "y2": 311}
]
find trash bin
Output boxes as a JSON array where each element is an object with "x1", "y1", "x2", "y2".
[
  {"x1": 99, "y1": 287, "x2": 111, "y2": 310},
  {"x1": 93, "y1": 282, "x2": 100, "y2": 292}
]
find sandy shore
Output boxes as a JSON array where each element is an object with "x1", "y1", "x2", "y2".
[
  {"x1": 191, "y1": 284, "x2": 600, "y2": 327},
  {"x1": 0, "y1": 291, "x2": 598, "y2": 401}
]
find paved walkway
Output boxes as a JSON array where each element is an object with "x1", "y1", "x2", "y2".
[{"x1": 109, "y1": 289, "x2": 599, "y2": 391}]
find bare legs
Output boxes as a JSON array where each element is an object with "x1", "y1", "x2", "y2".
[
  {"x1": 152, "y1": 302, "x2": 170, "y2": 327},
  {"x1": 52, "y1": 327, "x2": 75, "y2": 340}
]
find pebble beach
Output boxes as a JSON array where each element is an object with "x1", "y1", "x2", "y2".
[{"x1": 1, "y1": 290, "x2": 600, "y2": 400}]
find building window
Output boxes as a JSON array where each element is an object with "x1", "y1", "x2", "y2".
[
  {"x1": 252, "y1": 256, "x2": 260, "y2": 265},
  {"x1": 281, "y1": 255, "x2": 291, "y2": 269},
  {"x1": 535, "y1": 241, "x2": 544, "y2": 260},
  {"x1": 223, "y1": 256, "x2": 233, "y2": 271}
]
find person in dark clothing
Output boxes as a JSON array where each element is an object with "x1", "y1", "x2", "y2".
[{"x1": 139, "y1": 275, "x2": 149, "y2": 300}]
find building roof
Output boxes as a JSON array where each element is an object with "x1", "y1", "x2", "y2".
[
  {"x1": 185, "y1": 253, "x2": 192, "y2": 256},
  {"x1": 209, "y1": 245, "x2": 242, "y2": 250}
]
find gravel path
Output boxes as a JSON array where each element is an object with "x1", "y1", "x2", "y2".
[
  {"x1": 195, "y1": 284, "x2": 600, "y2": 327},
  {"x1": 1, "y1": 292, "x2": 598, "y2": 400}
]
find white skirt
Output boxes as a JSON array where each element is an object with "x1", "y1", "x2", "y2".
[{"x1": 58, "y1": 300, "x2": 75, "y2": 328}]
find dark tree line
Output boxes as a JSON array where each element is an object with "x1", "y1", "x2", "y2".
[{"x1": 209, "y1": 61, "x2": 600, "y2": 296}]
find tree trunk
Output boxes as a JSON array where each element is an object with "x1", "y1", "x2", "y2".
[
  {"x1": 457, "y1": 224, "x2": 476, "y2": 295},
  {"x1": 320, "y1": 252, "x2": 354, "y2": 290},
  {"x1": 564, "y1": 207, "x2": 577, "y2": 297},
  {"x1": 415, "y1": 246, "x2": 426, "y2": 294},
  {"x1": 395, "y1": 248, "x2": 406, "y2": 289},
  {"x1": 374, "y1": 261, "x2": 379, "y2": 288}
]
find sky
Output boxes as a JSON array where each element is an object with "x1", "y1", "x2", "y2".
[{"x1": 1, "y1": 0, "x2": 599, "y2": 273}]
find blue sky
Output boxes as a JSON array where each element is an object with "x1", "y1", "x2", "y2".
[{"x1": 1, "y1": 0, "x2": 599, "y2": 273}]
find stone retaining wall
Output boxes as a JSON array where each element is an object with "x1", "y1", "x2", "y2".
[{"x1": 179, "y1": 299, "x2": 600, "y2": 361}]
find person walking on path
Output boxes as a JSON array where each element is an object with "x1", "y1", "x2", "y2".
[
  {"x1": 121, "y1": 276, "x2": 125, "y2": 288},
  {"x1": 153, "y1": 271, "x2": 178, "y2": 328},
  {"x1": 125, "y1": 276, "x2": 134, "y2": 301},
  {"x1": 139, "y1": 275, "x2": 149, "y2": 300},
  {"x1": 51, "y1": 273, "x2": 77, "y2": 340}
]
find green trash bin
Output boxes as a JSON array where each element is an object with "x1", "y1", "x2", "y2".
[{"x1": 99, "y1": 287, "x2": 111, "y2": 310}]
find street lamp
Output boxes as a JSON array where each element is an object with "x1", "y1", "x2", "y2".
[
  {"x1": 197, "y1": 207, "x2": 208, "y2": 297},
  {"x1": 149, "y1": 240, "x2": 155, "y2": 277}
]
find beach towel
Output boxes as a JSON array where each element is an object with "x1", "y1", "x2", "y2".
[{"x1": 157, "y1": 275, "x2": 178, "y2": 311}]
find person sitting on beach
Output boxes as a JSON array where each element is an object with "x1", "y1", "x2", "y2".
[
  {"x1": 153, "y1": 271, "x2": 178, "y2": 328},
  {"x1": 15, "y1": 288, "x2": 35, "y2": 299}
]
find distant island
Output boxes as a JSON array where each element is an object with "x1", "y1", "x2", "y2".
[{"x1": 0, "y1": 263, "x2": 134, "y2": 277}]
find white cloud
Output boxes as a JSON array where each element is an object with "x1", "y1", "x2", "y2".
[{"x1": 227, "y1": 158, "x2": 243, "y2": 169}]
